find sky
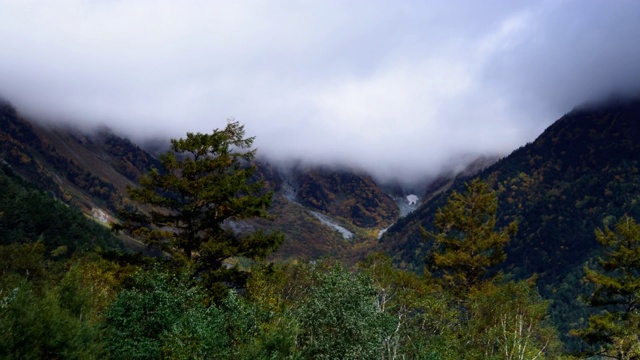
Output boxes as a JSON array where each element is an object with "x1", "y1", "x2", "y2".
[{"x1": 1, "y1": 1, "x2": 640, "y2": 183}]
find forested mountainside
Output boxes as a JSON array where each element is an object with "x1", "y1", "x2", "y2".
[
  {"x1": 382, "y1": 97, "x2": 640, "y2": 348},
  {"x1": 0, "y1": 101, "x2": 412, "y2": 261},
  {"x1": 385, "y1": 98, "x2": 640, "y2": 275},
  {"x1": 0, "y1": 160, "x2": 124, "y2": 254},
  {"x1": 0, "y1": 113, "x2": 572, "y2": 359},
  {"x1": 4, "y1": 96, "x2": 640, "y2": 357},
  {"x1": 251, "y1": 163, "x2": 408, "y2": 262},
  {"x1": 0, "y1": 101, "x2": 158, "y2": 216},
  {"x1": 292, "y1": 166, "x2": 399, "y2": 228}
]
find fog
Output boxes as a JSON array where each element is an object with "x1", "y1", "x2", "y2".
[{"x1": 1, "y1": 1, "x2": 639, "y2": 183}]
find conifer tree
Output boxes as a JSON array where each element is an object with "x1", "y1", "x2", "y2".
[
  {"x1": 115, "y1": 120, "x2": 283, "y2": 294},
  {"x1": 573, "y1": 216, "x2": 640, "y2": 359},
  {"x1": 423, "y1": 179, "x2": 517, "y2": 294}
]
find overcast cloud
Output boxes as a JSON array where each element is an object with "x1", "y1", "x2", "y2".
[{"x1": 1, "y1": 0, "x2": 640, "y2": 183}]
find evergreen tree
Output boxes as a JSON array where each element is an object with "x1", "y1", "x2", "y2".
[
  {"x1": 114, "y1": 121, "x2": 283, "y2": 294},
  {"x1": 423, "y1": 179, "x2": 517, "y2": 294},
  {"x1": 573, "y1": 216, "x2": 640, "y2": 359}
]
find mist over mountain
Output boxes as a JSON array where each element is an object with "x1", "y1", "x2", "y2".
[
  {"x1": 380, "y1": 97, "x2": 640, "y2": 349},
  {"x1": 2, "y1": 1, "x2": 640, "y2": 184}
]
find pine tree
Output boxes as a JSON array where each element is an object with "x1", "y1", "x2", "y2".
[
  {"x1": 573, "y1": 216, "x2": 640, "y2": 359},
  {"x1": 114, "y1": 120, "x2": 283, "y2": 294},
  {"x1": 423, "y1": 179, "x2": 517, "y2": 294}
]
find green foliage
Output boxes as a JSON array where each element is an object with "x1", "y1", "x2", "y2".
[
  {"x1": 0, "y1": 245, "x2": 129, "y2": 359},
  {"x1": 296, "y1": 264, "x2": 395, "y2": 360},
  {"x1": 423, "y1": 179, "x2": 517, "y2": 293},
  {"x1": 359, "y1": 253, "x2": 460, "y2": 359},
  {"x1": 103, "y1": 267, "x2": 302, "y2": 360},
  {"x1": 0, "y1": 242, "x2": 572, "y2": 359},
  {"x1": 464, "y1": 281, "x2": 562, "y2": 359},
  {"x1": 103, "y1": 269, "x2": 229, "y2": 360},
  {"x1": 0, "y1": 162, "x2": 123, "y2": 254},
  {"x1": 573, "y1": 216, "x2": 640, "y2": 359},
  {"x1": 0, "y1": 278, "x2": 103, "y2": 359},
  {"x1": 116, "y1": 121, "x2": 283, "y2": 295},
  {"x1": 246, "y1": 262, "x2": 314, "y2": 314}
]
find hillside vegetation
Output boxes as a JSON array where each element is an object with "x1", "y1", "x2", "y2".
[
  {"x1": 383, "y1": 98, "x2": 640, "y2": 350},
  {"x1": 3, "y1": 98, "x2": 640, "y2": 357},
  {"x1": 0, "y1": 160, "x2": 123, "y2": 253},
  {"x1": 0, "y1": 103, "x2": 405, "y2": 262},
  {"x1": 294, "y1": 166, "x2": 399, "y2": 228},
  {"x1": 0, "y1": 101, "x2": 158, "y2": 215}
]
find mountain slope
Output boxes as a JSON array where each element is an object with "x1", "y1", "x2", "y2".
[
  {"x1": 0, "y1": 102, "x2": 405, "y2": 260},
  {"x1": 0, "y1": 99, "x2": 496, "y2": 263},
  {"x1": 381, "y1": 98, "x2": 640, "y2": 349},
  {"x1": 0, "y1": 101, "x2": 158, "y2": 217},
  {"x1": 384, "y1": 98, "x2": 640, "y2": 276},
  {"x1": 251, "y1": 162, "x2": 404, "y2": 261},
  {"x1": 0, "y1": 160, "x2": 124, "y2": 254},
  {"x1": 292, "y1": 165, "x2": 399, "y2": 228}
]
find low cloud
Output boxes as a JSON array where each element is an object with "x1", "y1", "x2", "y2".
[{"x1": 1, "y1": 1, "x2": 639, "y2": 183}]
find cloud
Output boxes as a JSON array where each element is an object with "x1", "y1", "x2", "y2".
[{"x1": 1, "y1": 0, "x2": 639, "y2": 183}]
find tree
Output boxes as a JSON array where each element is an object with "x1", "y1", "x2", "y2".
[
  {"x1": 359, "y1": 253, "x2": 460, "y2": 360},
  {"x1": 465, "y1": 281, "x2": 562, "y2": 360},
  {"x1": 295, "y1": 265, "x2": 395, "y2": 360},
  {"x1": 115, "y1": 121, "x2": 283, "y2": 294},
  {"x1": 103, "y1": 270, "x2": 230, "y2": 360},
  {"x1": 423, "y1": 179, "x2": 517, "y2": 294},
  {"x1": 573, "y1": 216, "x2": 640, "y2": 359}
]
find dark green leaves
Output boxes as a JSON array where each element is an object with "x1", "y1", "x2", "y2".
[
  {"x1": 116, "y1": 121, "x2": 283, "y2": 295},
  {"x1": 573, "y1": 216, "x2": 640, "y2": 358}
]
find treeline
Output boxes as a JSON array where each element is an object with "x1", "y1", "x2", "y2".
[{"x1": 0, "y1": 244, "x2": 566, "y2": 359}]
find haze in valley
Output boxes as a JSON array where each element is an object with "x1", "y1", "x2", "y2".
[{"x1": 1, "y1": 1, "x2": 640, "y2": 183}]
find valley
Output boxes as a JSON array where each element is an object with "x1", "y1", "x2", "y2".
[
  {"x1": 2, "y1": 97, "x2": 640, "y2": 356},
  {"x1": 2, "y1": 1, "x2": 639, "y2": 357}
]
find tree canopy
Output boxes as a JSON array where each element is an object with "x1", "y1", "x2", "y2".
[
  {"x1": 423, "y1": 179, "x2": 517, "y2": 293},
  {"x1": 114, "y1": 121, "x2": 283, "y2": 293},
  {"x1": 573, "y1": 216, "x2": 640, "y2": 359}
]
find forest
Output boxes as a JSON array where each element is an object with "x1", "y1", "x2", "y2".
[{"x1": 2, "y1": 119, "x2": 640, "y2": 360}]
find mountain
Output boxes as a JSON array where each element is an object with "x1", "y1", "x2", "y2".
[
  {"x1": 0, "y1": 101, "x2": 423, "y2": 261},
  {"x1": 0, "y1": 159, "x2": 124, "y2": 254},
  {"x1": 292, "y1": 165, "x2": 399, "y2": 228},
  {"x1": 381, "y1": 97, "x2": 640, "y2": 348},
  {"x1": 246, "y1": 162, "x2": 403, "y2": 262},
  {"x1": 384, "y1": 98, "x2": 640, "y2": 274},
  {"x1": 0, "y1": 101, "x2": 158, "y2": 217},
  {"x1": 0, "y1": 99, "x2": 495, "y2": 263}
]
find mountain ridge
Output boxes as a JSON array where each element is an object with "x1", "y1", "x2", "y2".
[
  {"x1": 384, "y1": 98, "x2": 640, "y2": 271},
  {"x1": 380, "y1": 97, "x2": 640, "y2": 348},
  {"x1": 0, "y1": 102, "x2": 460, "y2": 261}
]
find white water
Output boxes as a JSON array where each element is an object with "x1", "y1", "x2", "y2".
[
  {"x1": 279, "y1": 170, "x2": 354, "y2": 240},
  {"x1": 377, "y1": 226, "x2": 391, "y2": 239},
  {"x1": 309, "y1": 210, "x2": 354, "y2": 240}
]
